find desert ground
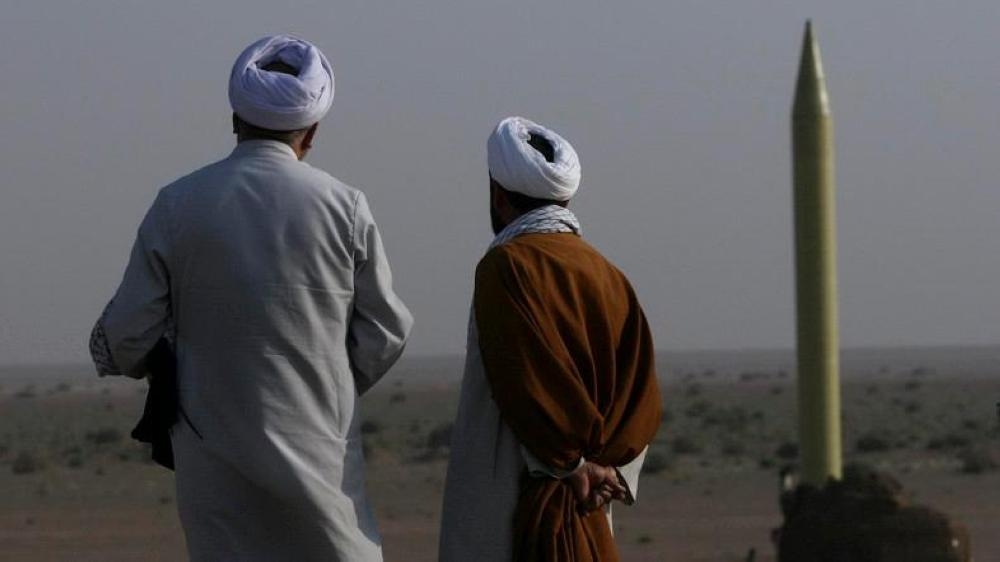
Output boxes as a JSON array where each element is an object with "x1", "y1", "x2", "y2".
[{"x1": 1, "y1": 348, "x2": 998, "y2": 561}]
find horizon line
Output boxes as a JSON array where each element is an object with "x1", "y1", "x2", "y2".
[{"x1": 2, "y1": 342, "x2": 998, "y2": 370}]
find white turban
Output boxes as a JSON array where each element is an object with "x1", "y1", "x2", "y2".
[
  {"x1": 228, "y1": 35, "x2": 335, "y2": 131},
  {"x1": 487, "y1": 116, "x2": 581, "y2": 201}
]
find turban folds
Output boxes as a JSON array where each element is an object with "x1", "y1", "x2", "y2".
[
  {"x1": 228, "y1": 35, "x2": 335, "y2": 131},
  {"x1": 487, "y1": 116, "x2": 581, "y2": 201}
]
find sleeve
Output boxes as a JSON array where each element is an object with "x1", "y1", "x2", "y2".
[
  {"x1": 347, "y1": 192, "x2": 414, "y2": 395},
  {"x1": 613, "y1": 446, "x2": 647, "y2": 505},
  {"x1": 520, "y1": 443, "x2": 644, "y2": 507},
  {"x1": 521, "y1": 445, "x2": 586, "y2": 479},
  {"x1": 89, "y1": 303, "x2": 123, "y2": 378},
  {"x1": 90, "y1": 194, "x2": 172, "y2": 379}
]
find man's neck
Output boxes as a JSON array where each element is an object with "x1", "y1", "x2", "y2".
[{"x1": 236, "y1": 136, "x2": 305, "y2": 160}]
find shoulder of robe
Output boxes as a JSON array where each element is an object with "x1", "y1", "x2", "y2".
[
  {"x1": 295, "y1": 162, "x2": 360, "y2": 197},
  {"x1": 153, "y1": 158, "x2": 235, "y2": 211},
  {"x1": 477, "y1": 246, "x2": 545, "y2": 304},
  {"x1": 161, "y1": 156, "x2": 234, "y2": 191},
  {"x1": 274, "y1": 161, "x2": 365, "y2": 216},
  {"x1": 478, "y1": 235, "x2": 597, "y2": 286},
  {"x1": 555, "y1": 235, "x2": 635, "y2": 294},
  {"x1": 475, "y1": 244, "x2": 526, "y2": 280},
  {"x1": 475, "y1": 245, "x2": 509, "y2": 283}
]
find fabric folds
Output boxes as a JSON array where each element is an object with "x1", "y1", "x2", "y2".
[
  {"x1": 229, "y1": 35, "x2": 335, "y2": 131},
  {"x1": 474, "y1": 234, "x2": 662, "y2": 561},
  {"x1": 487, "y1": 116, "x2": 581, "y2": 201}
]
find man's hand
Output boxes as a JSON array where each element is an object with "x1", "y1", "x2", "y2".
[{"x1": 565, "y1": 461, "x2": 626, "y2": 512}]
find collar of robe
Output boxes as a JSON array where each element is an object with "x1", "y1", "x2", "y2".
[{"x1": 231, "y1": 139, "x2": 299, "y2": 160}]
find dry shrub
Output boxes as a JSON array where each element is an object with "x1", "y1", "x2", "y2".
[
  {"x1": 684, "y1": 400, "x2": 711, "y2": 419},
  {"x1": 775, "y1": 441, "x2": 799, "y2": 460},
  {"x1": 14, "y1": 386, "x2": 36, "y2": 399},
  {"x1": 704, "y1": 406, "x2": 750, "y2": 433},
  {"x1": 855, "y1": 433, "x2": 892, "y2": 454},
  {"x1": 413, "y1": 423, "x2": 454, "y2": 463},
  {"x1": 12, "y1": 451, "x2": 44, "y2": 475},
  {"x1": 661, "y1": 409, "x2": 674, "y2": 424},
  {"x1": 671, "y1": 435, "x2": 702, "y2": 455},
  {"x1": 360, "y1": 420, "x2": 382, "y2": 435},
  {"x1": 642, "y1": 451, "x2": 670, "y2": 474},
  {"x1": 426, "y1": 423, "x2": 453, "y2": 450},
  {"x1": 684, "y1": 383, "x2": 703, "y2": 398},
  {"x1": 961, "y1": 419, "x2": 980, "y2": 431},
  {"x1": 85, "y1": 427, "x2": 123, "y2": 445},
  {"x1": 721, "y1": 439, "x2": 747, "y2": 457},
  {"x1": 958, "y1": 447, "x2": 999, "y2": 474},
  {"x1": 926, "y1": 433, "x2": 970, "y2": 451}
]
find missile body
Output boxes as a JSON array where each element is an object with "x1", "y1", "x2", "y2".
[{"x1": 792, "y1": 21, "x2": 843, "y2": 486}]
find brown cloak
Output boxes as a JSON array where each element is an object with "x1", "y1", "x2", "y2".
[{"x1": 474, "y1": 232, "x2": 662, "y2": 562}]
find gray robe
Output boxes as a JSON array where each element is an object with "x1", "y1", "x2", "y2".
[{"x1": 93, "y1": 139, "x2": 413, "y2": 562}]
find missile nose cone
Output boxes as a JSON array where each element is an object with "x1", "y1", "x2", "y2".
[{"x1": 793, "y1": 20, "x2": 830, "y2": 118}]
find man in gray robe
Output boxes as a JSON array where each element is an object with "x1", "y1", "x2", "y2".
[{"x1": 88, "y1": 35, "x2": 412, "y2": 562}]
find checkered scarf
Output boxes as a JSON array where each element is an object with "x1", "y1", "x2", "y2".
[{"x1": 489, "y1": 205, "x2": 581, "y2": 250}]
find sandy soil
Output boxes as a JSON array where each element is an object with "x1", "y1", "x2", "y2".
[{"x1": 1, "y1": 366, "x2": 997, "y2": 561}]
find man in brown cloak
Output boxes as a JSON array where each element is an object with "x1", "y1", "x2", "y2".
[{"x1": 439, "y1": 116, "x2": 662, "y2": 562}]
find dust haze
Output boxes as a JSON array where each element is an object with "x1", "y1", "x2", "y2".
[{"x1": 1, "y1": 0, "x2": 998, "y2": 364}]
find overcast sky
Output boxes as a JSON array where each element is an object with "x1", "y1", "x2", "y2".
[{"x1": 1, "y1": 0, "x2": 998, "y2": 364}]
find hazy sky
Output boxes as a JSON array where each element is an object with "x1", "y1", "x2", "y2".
[{"x1": 1, "y1": 0, "x2": 998, "y2": 364}]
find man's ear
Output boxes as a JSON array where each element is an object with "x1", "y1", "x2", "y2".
[
  {"x1": 302, "y1": 123, "x2": 319, "y2": 151},
  {"x1": 490, "y1": 181, "x2": 508, "y2": 212}
]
